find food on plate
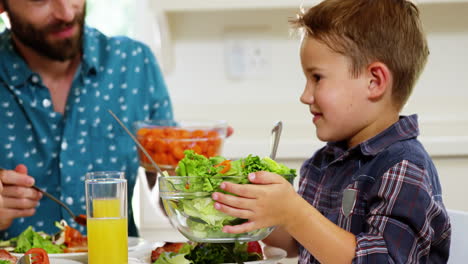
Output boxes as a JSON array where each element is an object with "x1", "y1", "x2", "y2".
[
  {"x1": 24, "y1": 248, "x2": 50, "y2": 264},
  {"x1": 136, "y1": 125, "x2": 224, "y2": 168},
  {"x1": 159, "y1": 150, "x2": 297, "y2": 241},
  {"x1": 0, "y1": 221, "x2": 87, "y2": 254},
  {"x1": 0, "y1": 249, "x2": 17, "y2": 264},
  {"x1": 151, "y1": 241, "x2": 264, "y2": 264}
]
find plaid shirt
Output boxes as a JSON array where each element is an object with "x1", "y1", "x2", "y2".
[{"x1": 297, "y1": 115, "x2": 451, "y2": 263}]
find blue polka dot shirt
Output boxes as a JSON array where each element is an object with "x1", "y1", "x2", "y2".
[{"x1": 0, "y1": 26, "x2": 173, "y2": 239}]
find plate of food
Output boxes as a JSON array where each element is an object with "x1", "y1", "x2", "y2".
[
  {"x1": 0, "y1": 221, "x2": 148, "y2": 263},
  {"x1": 149, "y1": 241, "x2": 287, "y2": 264}
]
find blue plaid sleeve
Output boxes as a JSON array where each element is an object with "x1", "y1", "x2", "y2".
[{"x1": 353, "y1": 160, "x2": 451, "y2": 264}]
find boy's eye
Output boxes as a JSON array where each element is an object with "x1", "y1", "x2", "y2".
[{"x1": 312, "y1": 74, "x2": 321, "y2": 82}]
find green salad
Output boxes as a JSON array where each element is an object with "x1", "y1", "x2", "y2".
[
  {"x1": 162, "y1": 150, "x2": 297, "y2": 239},
  {"x1": 153, "y1": 242, "x2": 263, "y2": 264},
  {"x1": 0, "y1": 223, "x2": 67, "y2": 254}
]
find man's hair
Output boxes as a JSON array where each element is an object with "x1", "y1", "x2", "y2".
[{"x1": 291, "y1": 0, "x2": 429, "y2": 110}]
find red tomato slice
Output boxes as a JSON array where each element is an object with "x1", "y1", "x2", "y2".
[
  {"x1": 64, "y1": 226, "x2": 88, "y2": 248},
  {"x1": 247, "y1": 241, "x2": 263, "y2": 255},
  {"x1": 24, "y1": 248, "x2": 49, "y2": 264}
]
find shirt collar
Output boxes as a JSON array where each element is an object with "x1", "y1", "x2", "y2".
[
  {"x1": 324, "y1": 114, "x2": 420, "y2": 159},
  {"x1": 80, "y1": 26, "x2": 99, "y2": 76},
  {"x1": 0, "y1": 26, "x2": 98, "y2": 87},
  {"x1": 360, "y1": 114, "x2": 420, "y2": 156},
  {"x1": 0, "y1": 30, "x2": 35, "y2": 87}
]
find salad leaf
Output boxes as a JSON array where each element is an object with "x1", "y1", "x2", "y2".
[
  {"x1": 14, "y1": 226, "x2": 63, "y2": 254},
  {"x1": 185, "y1": 242, "x2": 260, "y2": 264},
  {"x1": 154, "y1": 252, "x2": 192, "y2": 264},
  {"x1": 175, "y1": 150, "x2": 214, "y2": 177},
  {"x1": 153, "y1": 243, "x2": 193, "y2": 264},
  {"x1": 182, "y1": 197, "x2": 236, "y2": 227},
  {"x1": 167, "y1": 150, "x2": 297, "y2": 239},
  {"x1": 0, "y1": 260, "x2": 12, "y2": 264}
]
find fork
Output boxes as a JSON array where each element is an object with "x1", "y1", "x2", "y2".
[
  {"x1": 0, "y1": 168, "x2": 86, "y2": 226},
  {"x1": 16, "y1": 251, "x2": 50, "y2": 264}
]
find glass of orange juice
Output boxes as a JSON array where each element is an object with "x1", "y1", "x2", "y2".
[{"x1": 85, "y1": 171, "x2": 128, "y2": 264}]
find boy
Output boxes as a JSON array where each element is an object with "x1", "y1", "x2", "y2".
[{"x1": 211, "y1": 0, "x2": 451, "y2": 263}]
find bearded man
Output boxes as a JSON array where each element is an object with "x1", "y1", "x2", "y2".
[{"x1": 0, "y1": 0, "x2": 173, "y2": 238}]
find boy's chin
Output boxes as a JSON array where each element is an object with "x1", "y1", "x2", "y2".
[{"x1": 316, "y1": 131, "x2": 345, "y2": 143}]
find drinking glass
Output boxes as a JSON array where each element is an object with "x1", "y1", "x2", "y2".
[{"x1": 85, "y1": 171, "x2": 128, "y2": 264}]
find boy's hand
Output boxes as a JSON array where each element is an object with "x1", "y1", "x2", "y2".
[
  {"x1": 0, "y1": 165, "x2": 42, "y2": 230},
  {"x1": 212, "y1": 171, "x2": 299, "y2": 234}
]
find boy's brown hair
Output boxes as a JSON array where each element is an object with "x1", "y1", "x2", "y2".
[{"x1": 291, "y1": 0, "x2": 429, "y2": 110}]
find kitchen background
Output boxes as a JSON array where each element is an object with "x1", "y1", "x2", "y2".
[
  {"x1": 132, "y1": 0, "x2": 468, "y2": 241},
  {"x1": 1, "y1": 0, "x2": 467, "y2": 260}
]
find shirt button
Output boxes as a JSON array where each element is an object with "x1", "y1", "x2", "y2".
[
  {"x1": 42, "y1": 99, "x2": 52, "y2": 108},
  {"x1": 31, "y1": 75, "x2": 40, "y2": 84}
]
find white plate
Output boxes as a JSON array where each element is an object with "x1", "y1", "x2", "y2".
[
  {"x1": 49, "y1": 259, "x2": 83, "y2": 264},
  {"x1": 12, "y1": 236, "x2": 148, "y2": 264}
]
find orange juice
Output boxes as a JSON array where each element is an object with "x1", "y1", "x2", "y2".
[
  {"x1": 87, "y1": 199, "x2": 128, "y2": 264},
  {"x1": 93, "y1": 198, "x2": 121, "y2": 217}
]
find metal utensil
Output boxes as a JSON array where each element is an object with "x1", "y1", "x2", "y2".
[
  {"x1": 108, "y1": 110, "x2": 165, "y2": 176},
  {"x1": 269, "y1": 121, "x2": 283, "y2": 160},
  {"x1": 0, "y1": 168, "x2": 86, "y2": 226},
  {"x1": 15, "y1": 251, "x2": 49, "y2": 264}
]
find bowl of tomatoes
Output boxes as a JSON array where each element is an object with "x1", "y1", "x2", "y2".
[{"x1": 134, "y1": 120, "x2": 228, "y2": 175}]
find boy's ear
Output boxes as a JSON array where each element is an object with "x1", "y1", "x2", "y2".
[{"x1": 366, "y1": 62, "x2": 392, "y2": 101}]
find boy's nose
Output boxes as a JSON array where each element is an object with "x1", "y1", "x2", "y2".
[
  {"x1": 300, "y1": 82, "x2": 315, "y2": 105},
  {"x1": 52, "y1": 0, "x2": 75, "y2": 23}
]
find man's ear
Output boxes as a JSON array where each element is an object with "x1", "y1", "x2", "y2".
[{"x1": 366, "y1": 62, "x2": 392, "y2": 101}]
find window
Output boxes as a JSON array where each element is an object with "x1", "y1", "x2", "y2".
[{"x1": 86, "y1": 0, "x2": 135, "y2": 37}]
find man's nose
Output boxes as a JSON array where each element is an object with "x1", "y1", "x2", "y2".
[{"x1": 52, "y1": 0, "x2": 75, "y2": 22}]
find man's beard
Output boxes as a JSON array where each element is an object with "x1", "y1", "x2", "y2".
[{"x1": 5, "y1": 5, "x2": 85, "y2": 62}]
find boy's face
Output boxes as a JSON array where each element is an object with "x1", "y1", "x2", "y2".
[
  {"x1": 1, "y1": 0, "x2": 86, "y2": 61},
  {"x1": 300, "y1": 36, "x2": 373, "y2": 145}
]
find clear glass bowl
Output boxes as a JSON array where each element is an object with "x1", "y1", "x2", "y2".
[
  {"x1": 159, "y1": 176, "x2": 275, "y2": 243},
  {"x1": 133, "y1": 120, "x2": 228, "y2": 173}
]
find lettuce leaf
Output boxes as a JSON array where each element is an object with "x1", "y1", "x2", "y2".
[
  {"x1": 154, "y1": 252, "x2": 192, "y2": 264},
  {"x1": 167, "y1": 150, "x2": 297, "y2": 239},
  {"x1": 14, "y1": 226, "x2": 63, "y2": 254}
]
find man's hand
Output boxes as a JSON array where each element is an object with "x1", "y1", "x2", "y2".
[{"x1": 0, "y1": 165, "x2": 42, "y2": 230}]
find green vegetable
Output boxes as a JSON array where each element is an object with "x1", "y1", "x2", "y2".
[
  {"x1": 185, "y1": 242, "x2": 261, "y2": 264},
  {"x1": 0, "y1": 240, "x2": 12, "y2": 247},
  {"x1": 0, "y1": 260, "x2": 12, "y2": 264},
  {"x1": 154, "y1": 252, "x2": 192, "y2": 264},
  {"x1": 152, "y1": 242, "x2": 262, "y2": 264},
  {"x1": 14, "y1": 226, "x2": 63, "y2": 254},
  {"x1": 166, "y1": 150, "x2": 297, "y2": 239},
  {"x1": 154, "y1": 243, "x2": 193, "y2": 264}
]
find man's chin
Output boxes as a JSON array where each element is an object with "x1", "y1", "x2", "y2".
[{"x1": 44, "y1": 38, "x2": 82, "y2": 61}]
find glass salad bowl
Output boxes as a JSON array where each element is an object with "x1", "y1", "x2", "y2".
[
  {"x1": 134, "y1": 120, "x2": 228, "y2": 186},
  {"x1": 159, "y1": 175, "x2": 276, "y2": 243}
]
